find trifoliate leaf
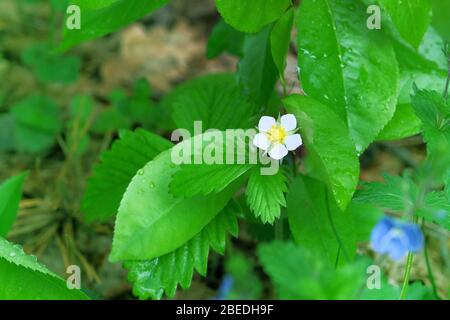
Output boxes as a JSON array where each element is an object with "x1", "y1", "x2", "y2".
[
  {"x1": 110, "y1": 134, "x2": 246, "y2": 262},
  {"x1": 0, "y1": 238, "x2": 89, "y2": 299},
  {"x1": 82, "y1": 129, "x2": 172, "y2": 222},
  {"x1": 124, "y1": 201, "x2": 239, "y2": 300},
  {"x1": 245, "y1": 167, "x2": 287, "y2": 224},
  {"x1": 0, "y1": 173, "x2": 27, "y2": 237}
]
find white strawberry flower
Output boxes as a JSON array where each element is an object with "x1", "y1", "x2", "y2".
[{"x1": 253, "y1": 114, "x2": 303, "y2": 160}]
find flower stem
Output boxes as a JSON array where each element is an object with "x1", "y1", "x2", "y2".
[
  {"x1": 399, "y1": 250, "x2": 414, "y2": 300},
  {"x1": 422, "y1": 220, "x2": 439, "y2": 299}
]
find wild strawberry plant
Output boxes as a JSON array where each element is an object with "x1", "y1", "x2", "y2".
[{"x1": 0, "y1": 0, "x2": 449, "y2": 300}]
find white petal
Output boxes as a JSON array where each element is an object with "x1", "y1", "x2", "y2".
[
  {"x1": 284, "y1": 134, "x2": 303, "y2": 151},
  {"x1": 258, "y1": 116, "x2": 276, "y2": 132},
  {"x1": 280, "y1": 114, "x2": 297, "y2": 131},
  {"x1": 269, "y1": 144, "x2": 288, "y2": 160},
  {"x1": 253, "y1": 133, "x2": 270, "y2": 151}
]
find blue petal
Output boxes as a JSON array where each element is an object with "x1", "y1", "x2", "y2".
[
  {"x1": 371, "y1": 217, "x2": 395, "y2": 253},
  {"x1": 402, "y1": 223, "x2": 424, "y2": 252},
  {"x1": 387, "y1": 237, "x2": 409, "y2": 261}
]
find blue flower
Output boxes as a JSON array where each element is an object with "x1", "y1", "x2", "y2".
[{"x1": 370, "y1": 216, "x2": 424, "y2": 261}]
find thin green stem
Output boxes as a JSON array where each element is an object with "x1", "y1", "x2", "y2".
[
  {"x1": 399, "y1": 250, "x2": 414, "y2": 300},
  {"x1": 422, "y1": 220, "x2": 439, "y2": 299}
]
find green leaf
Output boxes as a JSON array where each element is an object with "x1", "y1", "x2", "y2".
[
  {"x1": 411, "y1": 89, "x2": 450, "y2": 155},
  {"x1": 237, "y1": 25, "x2": 278, "y2": 110},
  {"x1": 377, "y1": 27, "x2": 448, "y2": 141},
  {"x1": 376, "y1": 104, "x2": 423, "y2": 140},
  {"x1": 347, "y1": 202, "x2": 384, "y2": 243},
  {"x1": 21, "y1": 43, "x2": 80, "y2": 84},
  {"x1": 215, "y1": 0, "x2": 292, "y2": 33},
  {"x1": 297, "y1": 0, "x2": 399, "y2": 152},
  {"x1": 11, "y1": 95, "x2": 63, "y2": 154},
  {"x1": 0, "y1": 114, "x2": 15, "y2": 152},
  {"x1": 125, "y1": 200, "x2": 239, "y2": 299},
  {"x1": 206, "y1": 19, "x2": 245, "y2": 59},
  {"x1": 92, "y1": 108, "x2": 131, "y2": 134},
  {"x1": 258, "y1": 241, "x2": 365, "y2": 299},
  {"x1": 354, "y1": 173, "x2": 418, "y2": 213},
  {"x1": 60, "y1": 0, "x2": 169, "y2": 51},
  {"x1": 82, "y1": 129, "x2": 172, "y2": 222},
  {"x1": 167, "y1": 74, "x2": 255, "y2": 134},
  {"x1": 245, "y1": 167, "x2": 287, "y2": 224},
  {"x1": 170, "y1": 164, "x2": 252, "y2": 197},
  {"x1": 418, "y1": 191, "x2": 450, "y2": 230},
  {"x1": 270, "y1": 8, "x2": 294, "y2": 80},
  {"x1": 110, "y1": 134, "x2": 245, "y2": 262},
  {"x1": 224, "y1": 251, "x2": 263, "y2": 300},
  {"x1": 378, "y1": 0, "x2": 432, "y2": 48},
  {"x1": 284, "y1": 95, "x2": 359, "y2": 210},
  {"x1": 0, "y1": 238, "x2": 89, "y2": 299},
  {"x1": 287, "y1": 175, "x2": 356, "y2": 266},
  {"x1": 431, "y1": 0, "x2": 450, "y2": 40},
  {"x1": 0, "y1": 173, "x2": 27, "y2": 237}
]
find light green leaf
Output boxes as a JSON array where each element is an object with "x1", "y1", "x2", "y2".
[
  {"x1": 0, "y1": 238, "x2": 89, "y2": 299},
  {"x1": 167, "y1": 74, "x2": 256, "y2": 134},
  {"x1": 287, "y1": 175, "x2": 356, "y2": 266},
  {"x1": 110, "y1": 134, "x2": 245, "y2": 262},
  {"x1": 11, "y1": 95, "x2": 63, "y2": 154},
  {"x1": 206, "y1": 19, "x2": 245, "y2": 59},
  {"x1": 245, "y1": 167, "x2": 287, "y2": 224},
  {"x1": 0, "y1": 173, "x2": 27, "y2": 237},
  {"x1": 82, "y1": 129, "x2": 172, "y2": 222},
  {"x1": 377, "y1": 104, "x2": 422, "y2": 140},
  {"x1": 60, "y1": 0, "x2": 169, "y2": 51},
  {"x1": 125, "y1": 201, "x2": 239, "y2": 299},
  {"x1": 170, "y1": 164, "x2": 252, "y2": 197},
  {"x1": 297, "y1": 0, "x2": 399, "y2": 152},
  {"x1": 215, "y1": 0, "x2": 291, "y2": 33},
  {"x1": 378, "y1": 0, "x2": 432, "y2": 48},
  {"x1": 284, "y1": 95, "x2": 359, "y2": 210},
  {"x1": 270, "y1": 8, "x2": 294, "y2": 80},
  {"x1": 237, "y1": 25, "x2": 279, "y2": 110}
]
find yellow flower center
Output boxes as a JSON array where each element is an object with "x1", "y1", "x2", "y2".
[{"x1": 267, "y1": 125, "x2": 287, "y2": 144}]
